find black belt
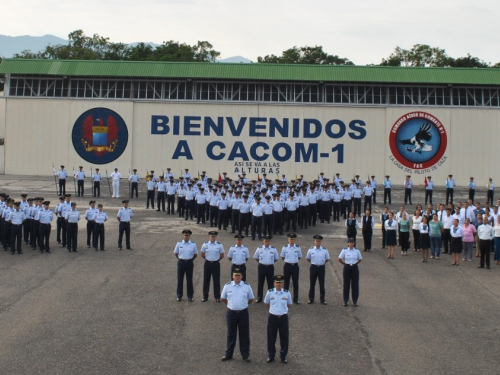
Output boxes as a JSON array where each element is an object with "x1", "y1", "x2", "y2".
[
  {"x1": 344, "y1": 263, "x2": 358, "y2": 267},
  {"x1": 229, "y1": 308, "x2": 247, "y2": 313},
  {"x1": 178, "y1": 259, "x2": 193, "y2": 262},
  {"x1": 40, "y1": 223, "x2": 51, "y2": 226},
  {"x1": 11, "y1": 224, "x2": 22, "y2": 227},
  {"x1": 285, "y1": 262, "x2": 298, "y2": 265},
  {"x1": 95, "y1": 223, "x2": 105, "y2": 225},
  {"x1": 233, "y1": 264, "x2": 245, "y2": 267},
  {"x1": 259, "y1": 264, "x2": 274, "y2": 267},
  {"x1": 270, "y1": 313, "x2": 287, "y2": 318},
  {"x1": 311, "y1": 264, "x2": 325, "y2": 267},
  {"x1": 205, "y1": 260, "x2": 220, "y2": 263}
]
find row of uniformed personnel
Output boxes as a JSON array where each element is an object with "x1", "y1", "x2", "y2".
[
  {"x1": 173, "y1": 230, "x2": 362, "y2": 307},
  {"x1": 0, "y1": 193, "x2": 134, "y2": 253}
]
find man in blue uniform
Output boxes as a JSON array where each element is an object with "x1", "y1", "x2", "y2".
[
  {"x1": 306, "y1": 235, "x2": 330, "y2": 305},
  {"x1": 220, "y1": 268, "x2": 254, "y2": 362},
  {"x1": 265, "y1": 275, "x2": 292, "y2": 364},
  {"x1": 201, "y1": 231, "x2": 225, "y2": 302},
  {"x1": 174, "y1": 229, "x2": 198, "y2": 302},
  {"x1": 338, "y1": 238, "x2": 363, "y2": 306},
  {"x1": 254, "y1": 236, "x2": 279, "y2": 302},
  {"x1": 117, "y1": 200, "x2": 133, "y2": 250},
  {"x1": 280, "y1": 233, "x2": 302, "y2": 304}
]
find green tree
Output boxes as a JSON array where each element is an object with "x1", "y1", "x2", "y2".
[
  {"x1": 257, "y1": 46, "x2": 353, "y2": 65},
  {"x1": 449, "y1": 54, "x2": 489, "y2": 68},
  {"x1": 128, "y1": 42, "x2": 155, "y2": 61},
  {"x1": 380, "y1": 44, "x2": 451, "y2": 67}
]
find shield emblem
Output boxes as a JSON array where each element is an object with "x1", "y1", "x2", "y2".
[{"x1": 93, "y1": 118, "x2": 108, "y2": 146}]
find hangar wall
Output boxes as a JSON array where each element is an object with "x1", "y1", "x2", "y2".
[{"x1": 3, "y1": 97, "x2": 498, "y2": 186}]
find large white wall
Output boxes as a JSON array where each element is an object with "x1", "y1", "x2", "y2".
[{"x1": 3, "y1": 97, "x2": 499, "y2": 186}]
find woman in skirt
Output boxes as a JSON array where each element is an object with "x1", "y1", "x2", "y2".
[
  {"x1": 419, "y1": 216, "x2": 431, "y2": 262},
  {"x1": 412, "y1": 210, "x2": 423, "y2": 252},
  {"x1": 450, "y1": 218, "x2": 464, "y2": 265},
  {"x1": 384, "y1": 212, "x2": 398, "y2": 259},
  {"x1": 399, "y1": 212, "x2": 410, "y2": 256}
]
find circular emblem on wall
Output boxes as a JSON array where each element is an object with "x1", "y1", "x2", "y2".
[
  {"x1": 389, "y1": 112, "x2": 447, "y2": 170},
  {"x1": 72, "y1": 108, "x2": 128, "y2": 165}
]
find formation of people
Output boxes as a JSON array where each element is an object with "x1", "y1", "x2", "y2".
[
  {"x1": 0, "y1": 193, "x2": 134, "y2": 254},
  {"x1": 174, "y1": 230, "x2": 362, "y2": 364}
]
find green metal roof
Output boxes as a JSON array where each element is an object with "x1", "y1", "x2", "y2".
[{"x1": 1, "y1": 58, "x2": 500, "y2": 85}]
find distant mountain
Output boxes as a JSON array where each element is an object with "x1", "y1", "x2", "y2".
[
  {"x1": 0, "y1": 34, "x2": 253, "y2": 63},
  {"x1": 0, "y1": 34, "x2": 67, "y2": 57},
  {"x1": 218, "y1": 55, "x2": 253, "y2": 63}
]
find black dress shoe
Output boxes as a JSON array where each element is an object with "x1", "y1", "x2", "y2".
[
  {"x1": 118, "y1": 247, "x2": 122, "y2": 250},
  {"x1": 255, "y1": 299, "x2": 262, "y2": 303},
  {"x1": 46, "y1": 250, "x2": 51, "y2": 253},
  {"x1": 221, "y1": 356, "x2": 232, "y2": 361},
  {"x1": 201, "y1": 298, "x2": 207, "y2": 302},
  {"x1": 216, "y1": 298, "x2": 221, "y2": 302},
  {"x1": 321, "y1": 301, "x2": 327, "y2": 305},
  {"x1": 243, "y1": 357, "x2": 250, "y2": 362},
  {"x1": 294, "y1": 301, "x2": 300, "y2": 305},
  {"x1": 267, "y1": 358, "x2": 275, "y2": 363},
  {"x1": 188, "y1": 298, "x2": 193, "y2": 302},
  {"x1": 281, "y1": 358, "x2": 288, "y2": 364},
  {"x1": 478, "y1": 266, "x2": 484, "y2": 268},
  {"x1": 307, "y1": 301, "x2": 314, "y2": 304},
  {"x1": 343, "y1": 302, "x2": 348, "y2": 306},
  {"x1": 354, "y1": 303, "x2": 358, "y2": 306},
  {"x1": 177, "y1": 298, "x2": 182, "y2": 302}
]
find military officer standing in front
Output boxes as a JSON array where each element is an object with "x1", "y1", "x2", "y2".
[
  {"x1": 92, "y1": 168, "x2": 102, "y2": 197},
  {"x1": 227, "y1": 234, "x2": 250, "y2": 281},
  {"x1": 8, "y1": 202, "x2": 26, "y2": 254},
  {"x1": 338, "y1": 238, "x2": 363, "y2": 306},
  {"x1": 174, "y1": 229, "x2": 198, "y2": 302},
  {"x1": 65, "y1": 202, "x2": 81, "y2": 252},
  {"x1": 220, "y1": 268, "x2": 254, "y2": 362},
  {"x1": 76, "y1": 166, "x2": 86, "y2": 197},
  {"x1": 129, "y1": 169, "x2": 139, "y2": 198},
  {"x1": 201, "y1": 231, "x2": 225, "y2": 302},
  {"x1": 57, "y1": 165, "x2": 68, "y2": 196},
  {"x1": 306, "y1": 235, "x2": 330, "y2": 305},
  {"x1": 280, "y1": 233, "x2": 302, "y2": 304},
  {"x1": 92, "y1": 203, "x2": 108, "y2": 251},
  {"x1": 264, "y1": 275, "x2": 292, "y2": 364},
  {"x1": 254, "y1": 236, "x2": 279, "y2": 303},
  {"x1": 117, "y1": 200, "x2": 133, "y2": 250},
  {"x1": 85, "y1": 200, "x2": 98, "y2": 248},
  {"x1": 37, "y1": 201, "x2": 54, "y2": 253}
]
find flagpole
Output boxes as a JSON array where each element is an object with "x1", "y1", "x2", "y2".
[
  {"x1": 90, "y1": 166, "x2": 94, "y2": 197},
  {"x1": 52, "y1": 163, "x2": 58, "y2": 195},
  {"x1": 72, "y1": 166, "x2": 77, "y2": 195},
  {"x1": 106, "y1": 169, "x2": 112, "y2": 196}
]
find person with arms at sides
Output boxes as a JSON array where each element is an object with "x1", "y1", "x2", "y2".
[
  {"x1": 345, "y1": 211, "x2": 359, "y2": 247},
  {"x1": 462, "y1": 218, "x2": 476, "y2": 262},
  {"x1": 264, "y1": 275, "x2": 292, "y2": 364},
  {"x1": 338, "y1": 238, "x2": 362, "y2": 306},
  {"x1": 477, "y1": 217, "x2": 494, "y2": 269},
  {"x1": 384, "y1": 212, "x2": 398, "y2": 259},
  {"x1": 220, "y1": 268, "x2": 254, "y2": 363},
  {"x1": 174, "y1": 229, "x2": 198, "y2": 302},
  {"x1": 450, "y1": 218, "x2": 464, "y2": 265},
  {"x1": 92, "y1": 204, "x2": 107, "y2": 251},
  {"x1": 280, "y1": 233, "x2": 302, "y2": 304},
  {"x1": 493, "y1": 216, "x2": 500, "y2": 265},
  {"x1": 228, "y1": 234, "x2": 250, "y2": 281},
  {"x1": 399, "y1": 212, "x2": 410, "y2": 256},
  {"x1": 429, "y1": 213, "x2": 444, "y2": 259},
  {"x1": 425, "y1": 176, "x2": 434, "y2": 205},
  {"x1": 64, "y1": 202, "x2": 81, "y2": 253},
  {"x1": 200, "y1": 231, "x2": 225, "y2": 302},
  {"x1": 361, "y1": 209, "x2": 374, "y2": 252},
  {"x1": 412, "y1": 209, "x2": 423, "y2": 252},
  {"x1": 468, "y1": 177, "x2": 476, "y2": 202},
  {"x1": 380, "y1": 207, "x2": 389, "y2": 249},
  {"x1": 254, "y1": 236, "x2": 279, "y2": 303},
  {"x1": 419, "y1": 216, "x2": 431, "y2": 263},
  {"x1": 306, "y1": 235, "x2": 330, "y2": 305},
  {"x1": 117, "y1": 200, "x2": 133, "y2": 250}
]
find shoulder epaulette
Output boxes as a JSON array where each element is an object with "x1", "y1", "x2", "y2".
[
  {"x1": 268, "y1": 288, "x2": 274, "y2": 291},
  {"x1": 225, "y1": 281, "x2": 232, "y2": 285}
]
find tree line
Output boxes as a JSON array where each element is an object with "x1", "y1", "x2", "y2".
[{"x1": 0, "y1": 29, "x2": 499, "y2": 91}]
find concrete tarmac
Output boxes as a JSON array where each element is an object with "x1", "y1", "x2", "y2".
[{"x1": 0, "y1": 176, "x2": 499, "y2": 375}]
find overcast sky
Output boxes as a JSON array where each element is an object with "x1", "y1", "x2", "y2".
[{"x1": 3, "y1": 0, "x2": 500, "y2": 65}]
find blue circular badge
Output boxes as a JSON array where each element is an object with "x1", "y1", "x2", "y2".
[{"x1": 72, "y1": 108, "x2": 128, "y2": 165}]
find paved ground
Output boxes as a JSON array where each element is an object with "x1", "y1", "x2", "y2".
[{"x1": 0, "y1": 176, "x2": 499, "y2": 375}]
